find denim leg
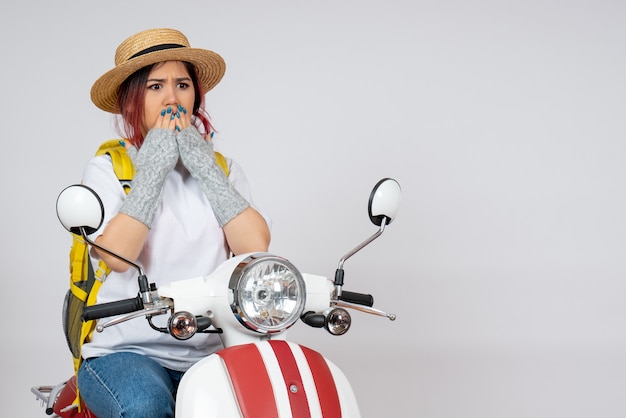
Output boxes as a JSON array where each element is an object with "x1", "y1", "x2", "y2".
[{"x1": 77, "y1": 352, "x2": 177, "y2": 418}]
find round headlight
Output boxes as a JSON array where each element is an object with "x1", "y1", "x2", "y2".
[{"x1": 229, "y1": 254, "x2": 306, "y2": 334}]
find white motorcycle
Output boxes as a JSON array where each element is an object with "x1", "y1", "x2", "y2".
[{"x1": 33, "y1": 178, "x2": 402, "y2": 417}]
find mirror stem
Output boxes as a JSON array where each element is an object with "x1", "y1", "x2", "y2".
[
  {"x1": 79, "y1": 227, "x2": 153, "y2": 304},
  {"x1": 80, "y1": 227, "x2": 144, "y2": 276},
  {"x1": 334, "y1": 219, "x2": 387, "y2": 296}
]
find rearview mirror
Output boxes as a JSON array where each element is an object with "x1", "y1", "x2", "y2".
[
  {"x1": 368, "y1": 178, "x2": 402, "y2": 226},
  {"x1": 56, "y1": 184, "x2": 105, "y2": 235}
]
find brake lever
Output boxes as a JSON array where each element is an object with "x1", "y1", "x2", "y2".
[
  {"x1": 96, "y1": 305, "x2": 172, "y2": 332},
  {"x1": 332, "y1": 299, "x2": 396, "y2": 321}
]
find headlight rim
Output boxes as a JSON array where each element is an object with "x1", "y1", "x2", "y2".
[{"x1": 229, "y1": 253, "x2": 306, "y2": 334}]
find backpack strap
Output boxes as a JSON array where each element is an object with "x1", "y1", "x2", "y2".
[
  {"x1": 214, "y1": 150, "x2": 230, "y2": 177},
  {"x1": 67, "y1": 233, "x2": 106, "y2": 412},
  {"x1": 95, "y1": 139, "x2": 136, "y2": 194}
]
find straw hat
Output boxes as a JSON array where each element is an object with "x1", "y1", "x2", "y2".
[{"x1": 91, "y1": 28, "x2": 226, "y2": 113}]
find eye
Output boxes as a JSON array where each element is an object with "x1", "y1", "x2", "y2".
[
  {"x1": 177, "y1": 82, "x2": 190, "y2": 89},
  {"x1": 148, "y1": 83, "x2": 162, "y2": 90}
]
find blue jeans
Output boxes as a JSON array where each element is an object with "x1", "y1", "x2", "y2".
[{"x1": 77, "y1": 352, "x2": 184, "y2": 418}]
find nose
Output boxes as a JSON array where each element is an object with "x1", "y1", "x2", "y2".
[{"x1": 163, "y1": 82, "x2": 180, "y2": 107}]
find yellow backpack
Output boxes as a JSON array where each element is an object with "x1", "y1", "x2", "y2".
[{"x1": 63, "y1": 139, "x2": 229, "y2": 411}]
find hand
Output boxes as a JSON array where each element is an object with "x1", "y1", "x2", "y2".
[{"x1": 153, "y1": 105, "x2": 192, "y2": 133}]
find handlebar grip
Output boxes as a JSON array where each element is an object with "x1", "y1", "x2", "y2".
[
  {"x1": 82, "y1": 295, "x2": 144, "y2": 321},
  {"x1": 338, "y1": 291, "x2": 374, "y2": 307}
]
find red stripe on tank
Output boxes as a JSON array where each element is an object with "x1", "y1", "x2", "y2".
[
  {"x1": 270, "y1": 340, "x2": 312, "y2": 418},
  {"x1": 300, "y1": 344, "x2": 342, "y2": 417},
  {"x1": 218, "y1": 344, "x2": 278, "y2": 418}
]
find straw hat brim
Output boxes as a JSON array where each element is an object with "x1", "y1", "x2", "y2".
[{"x1": 90, "y1": 48, "x2": 226, "y2": 113}]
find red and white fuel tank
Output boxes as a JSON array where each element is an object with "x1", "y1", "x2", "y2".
[{"x1": 175, "y1": 340, "x2": 361, "y2": 418}]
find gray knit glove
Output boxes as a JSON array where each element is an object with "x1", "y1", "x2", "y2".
[
  {"x1": 177, "y1": 127, "x2": 249, "y2": 226},
  {"x1": 119, "y1": 129, "x2": 179, "y2": 228}
]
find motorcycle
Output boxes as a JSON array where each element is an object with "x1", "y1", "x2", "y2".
[{"x1": 32, "y1": 178, "x2": 402, "y2": 417}]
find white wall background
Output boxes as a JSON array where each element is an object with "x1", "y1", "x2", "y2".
[{"x1": 3, "y1": 0, "x2": 625, "y2": 417}]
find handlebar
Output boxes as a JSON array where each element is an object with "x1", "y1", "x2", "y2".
[{"x1": 82, "y1": 295, "x2": 144, "y2": 321}]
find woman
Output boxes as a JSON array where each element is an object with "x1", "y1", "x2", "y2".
[{"x1": 77, "y1": 28, "x2": 270, "y2": 417}]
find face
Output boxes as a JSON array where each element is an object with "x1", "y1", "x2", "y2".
[{"x1": 142, "y1": 60, "x2": 196, "y2": 135}]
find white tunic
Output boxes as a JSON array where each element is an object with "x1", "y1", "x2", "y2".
[{"x1": 79, "y1": 153, "x2": 265, "y2": 371}]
